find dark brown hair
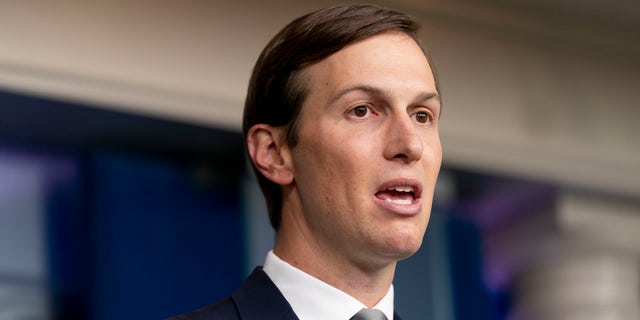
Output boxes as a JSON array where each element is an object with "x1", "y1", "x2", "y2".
[{"x1": 243, "y1": 4, "x2": 434, "y2": 230}]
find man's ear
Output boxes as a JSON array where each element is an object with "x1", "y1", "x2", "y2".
[{"x1": 246, "y1": 124, "x2": 294, "y2": 185}]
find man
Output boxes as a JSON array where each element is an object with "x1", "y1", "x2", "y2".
[{"x1": 171, "y1": 4, "x2": 441, "y2": 320}]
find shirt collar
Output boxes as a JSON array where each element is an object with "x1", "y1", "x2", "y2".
[{"x1": 263, "y1": 250, "x2": 394, "y2": 320}]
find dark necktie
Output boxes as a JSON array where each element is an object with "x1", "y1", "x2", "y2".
[{"x1": 350, "y1": 308, "x2": 388, "y2": 320}]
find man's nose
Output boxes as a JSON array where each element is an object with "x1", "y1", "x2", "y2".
[{"x1": 383, "y1": 113, "x2": 423, "y2": 163}]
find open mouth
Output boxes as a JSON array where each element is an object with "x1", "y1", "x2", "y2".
[
  {"x1": 374, "y1": 179, "x2": 422, "y2": 208},
  {"x1": 375, "y1": 186, "x2": 417, "y2": 205}
]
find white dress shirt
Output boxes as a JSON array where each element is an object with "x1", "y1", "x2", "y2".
[{"x1": 263, "y1": 250, "x2": 394, "y2": 320}]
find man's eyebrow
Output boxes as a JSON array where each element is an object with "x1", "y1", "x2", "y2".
[
  {"x1": 414, "y1": 91, "x2": 441, "y2": 105},
  {"x1": 327, "y1": 85, "x2": 383, "y2": 106},
  {"x1": 328, "y1": 85, "x2": 440, "y2": 106}
]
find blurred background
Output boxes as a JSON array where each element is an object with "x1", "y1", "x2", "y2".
[{"x1": 0, "y1": 0, "x2": 639, "y2": 319}]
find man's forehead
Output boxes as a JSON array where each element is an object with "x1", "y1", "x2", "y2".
[
  {"x1": 300, "y1": 33, "x2": 434, "y2": 91},
  {"x1": 328, "y1": 31, "x2": 422, "y2": 62},
  {"x1": 298, "y1": 31, "x2": 426, "y2": 72}
]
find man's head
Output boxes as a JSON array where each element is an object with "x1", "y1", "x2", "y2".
[{"x1": 243, "y1": 4, "x2": 439, "y2": 231}]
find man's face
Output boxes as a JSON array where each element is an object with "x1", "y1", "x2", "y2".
[{"x1": 286, "y1": 32, "x2": 441, "y2": 268}]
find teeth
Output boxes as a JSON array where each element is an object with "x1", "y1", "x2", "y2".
[
  {"x1": 385, "y1": 198, "x2": 412, "y2": 205},
  {"x1": 388, "y1": 186, "x2": 414, "y2": 193}
]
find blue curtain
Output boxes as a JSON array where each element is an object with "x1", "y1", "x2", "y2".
[{"x1": 47, "y1": 150, "x2": 245, "y2": 319}]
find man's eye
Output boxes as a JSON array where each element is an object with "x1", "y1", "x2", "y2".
[
  {"x1": 414, "y1": 111, "x2": 431, "y2": 124},
  {"x1": 351, "y1": 105, "x2": 369, "y2": 117}
]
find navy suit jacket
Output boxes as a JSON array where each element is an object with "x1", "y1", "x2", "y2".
[{"x1": 168, "y1": 267, "x2": 402, "y2": 320}]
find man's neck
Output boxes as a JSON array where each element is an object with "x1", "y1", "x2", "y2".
[{"x1": 273, "y1": 225, "x2": 397, "y2": 307}]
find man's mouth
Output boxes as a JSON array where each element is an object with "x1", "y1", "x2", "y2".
[
  {"x1": 375, "y1": 186, "x2": 416, "y2": 205},
  {"x1": 374, "y1": 178, "x2": 422, "y2": 208},
  {"x1": 374, "y1": 179, "x2": 423, "y2": 215}
]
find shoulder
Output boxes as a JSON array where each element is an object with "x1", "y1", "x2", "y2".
[
  {"x1": 166, "y1": 267, "x2": 297, "y2": 320},
  {"x1": 166, "y1": 297, "x2": 239, "y2": 320}
]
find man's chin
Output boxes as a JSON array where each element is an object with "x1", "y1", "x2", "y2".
[
  {"x1": 391, "y1": 243, "x2": 423, "y2": 261},
  {"x1": 386, "y1": 224, "x2": 426, "y2": 255},
  {"x1": 376, "y1": 236, "x2": 424, "y2": 263}
]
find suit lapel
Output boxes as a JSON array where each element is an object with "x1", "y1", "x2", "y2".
[
  {"x1": 232, "y1": 267, "x2": 299, "y2": 320},
  {"x1": 232, "y1": 267, "x2": 403, "y2": 320}
]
